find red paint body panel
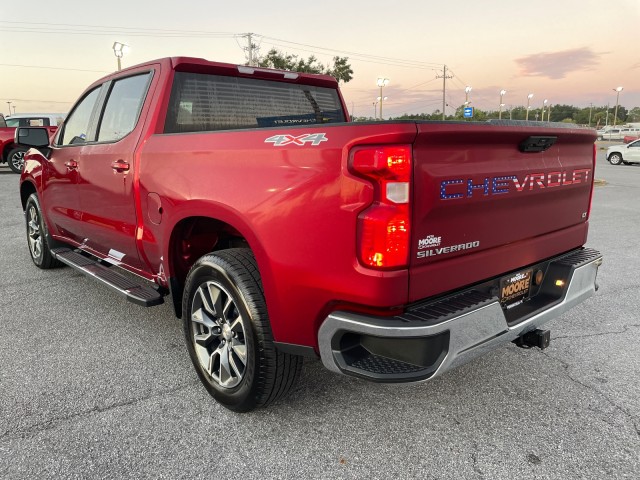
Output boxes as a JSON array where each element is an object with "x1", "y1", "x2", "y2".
[
  {"x1": 138, "y1": 123, "x2": 417, "y2": 345},
  {"x1": 408, "y1": 123, "x2": 595, "y2": 302},
  {"x1": 19, "y1": 57, "x2": 598, "y2": 351}
]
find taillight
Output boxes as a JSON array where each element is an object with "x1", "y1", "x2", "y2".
[
  {"x1": 350, "y1": 145, "x2": 412, "y2": 269},
  {"x1": 587, "y1": 142, "x2": 596, "y2": 219}
]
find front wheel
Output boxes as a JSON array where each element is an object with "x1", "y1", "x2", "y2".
[
  {"x1": 608, "y1": 153, "x2": 623, "y2": 165},
  {"x1": 182, "y1": 248, "x2": 302, "y2": 412},
  {"x1": 8, "y1": 147, "x2": 28, "y2": 173},
  {"x1": 25, "y1": 194, "x2": 63, "y2": 269}
]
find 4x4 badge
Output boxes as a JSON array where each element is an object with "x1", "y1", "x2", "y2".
[{"x1": 265, "y1": 133, "x2": 328, "y2": 146}]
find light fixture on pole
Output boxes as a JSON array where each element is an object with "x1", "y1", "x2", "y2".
[
  {"x1": 541, "y1": 99, "x2": 548, "y2": 121},
  {"x1": 112, "y1": 42, "x2": 130, "y2": 71},
  {"x1": 526, "y1": 93, "x2": 534, "y2": 121},
  {"x1": 464, "y1": 86, "x2": 472, "y2": 105},
  {"x1": 499, "y1": 90, "x2": 507, "y2": 119},
  {"x1": 613, "y1": 86, "x2": 623, "y2": 127},
  {"x1": 377, "y1": 77, "x2": 389, "y2": 120},
  {"x1": 376, "y1": 96, "x2": 388, "y2": 121}
]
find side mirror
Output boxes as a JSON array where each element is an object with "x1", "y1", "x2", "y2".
[{"x1": 15, "y1": 127, "x2": 50, "y2": 148}]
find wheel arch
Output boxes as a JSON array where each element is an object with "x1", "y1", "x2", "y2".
[
  {"x1": 2, "y1": 141, "x2": 17, "y2": 162},
  {"x1": 165, "y1": 211, "x2": 269, "y2": 320},
  {"x1": 608, "y1": 151, "x2": 623, "y2": 162},
  {"x1": 20, "y1": 180, "x2": 38, "y2": 210}
]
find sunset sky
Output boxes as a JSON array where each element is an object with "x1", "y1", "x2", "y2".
[{"x1": 1, "y1": 0, "x2": 638, "y2": 120}]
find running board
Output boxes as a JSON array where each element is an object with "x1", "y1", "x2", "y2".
[{"x1": 51, "y1": 248, "x2": 164, "y2": 307}]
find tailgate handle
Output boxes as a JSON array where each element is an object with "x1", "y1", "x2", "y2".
[
  {"x1": 111, "y1": 160, "x2": 130, "y2": 172},
  {"x1": 519, "y1": 136, "x2": 557, "y2": 153}
]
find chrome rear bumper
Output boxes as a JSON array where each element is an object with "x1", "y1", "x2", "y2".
[{"x1": 318, "y1": 248, "x2": 602, "y2": 382}]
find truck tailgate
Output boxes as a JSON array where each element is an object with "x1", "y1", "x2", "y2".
[{"x1": 409, "y1": 122, "x2": 596, "y2": 302}]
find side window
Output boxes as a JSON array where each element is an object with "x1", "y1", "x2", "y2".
[
  {"x1": 60, "y1": 87, "x2": 102, "y2": 146},
  {"x1": 97, "y1": 73, "x2": 151, "y2": 142}
]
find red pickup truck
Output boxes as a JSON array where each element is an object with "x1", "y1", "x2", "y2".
[
  {"x1": 16, "y1": 57, "x2": 602, "y2": 412},
  {"x1": 1, "y1": 114, "x2": 59, "y2": 173}
]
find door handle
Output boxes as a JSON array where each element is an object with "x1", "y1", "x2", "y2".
[
  {"x1": 111, "y1": 160, "x2": 130, "y2": 172},
  {"x1": 65, "y1": 160, "x2": 78, "y2": 170}
]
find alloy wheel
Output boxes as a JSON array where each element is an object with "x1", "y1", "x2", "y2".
[{"x1": 190, "y1": 281, "x2": 247, "y2": 389}]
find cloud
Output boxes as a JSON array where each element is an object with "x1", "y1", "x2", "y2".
[{"x1": 515, "y1": 47, "x2": 601, "y2": 79}]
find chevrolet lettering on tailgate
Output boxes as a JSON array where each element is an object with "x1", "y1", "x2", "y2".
[{"x1": 440, "y1": 168, "x2": 592, "y2": 200}]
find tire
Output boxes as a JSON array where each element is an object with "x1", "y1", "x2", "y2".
[
  {"x1": 8, "y1": 147, "x2": 28, "y2": 174},
  {"x1": 182, "y1": 248, "x2": 302, "y2": 412},
  {"x1": 608, "y1": 153, "x2": 623, "y2": 165},
  {"x1": 25, "y1": 194, "x2": 63, "y2": 269}
]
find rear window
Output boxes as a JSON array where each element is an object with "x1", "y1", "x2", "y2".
[{"x1": 164, "y1": 72, "x2": 345, "y2": 134}]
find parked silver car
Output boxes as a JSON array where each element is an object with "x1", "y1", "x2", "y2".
[
  {"x1": 598, "y1": 127, "x2": 640, "y2": 141},
  {"x1": 607, "y1": 139, "x2": 640, "y2": 165}
]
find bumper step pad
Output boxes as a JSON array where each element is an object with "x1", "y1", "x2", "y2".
[{"x1": 51, "y1": 248, "x2": 164, "y2": 307}]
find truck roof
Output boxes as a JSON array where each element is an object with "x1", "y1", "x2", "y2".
[{"x1": 92, "y1": 56, "x2": 340, "y2": 90}]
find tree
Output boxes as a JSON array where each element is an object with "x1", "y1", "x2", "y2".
[
  {"x1": 326, "y1": 56, "x2": 353, "y2": 84},
  {"x1": 256, "y1": 48, "x2": 353, "y2": 84},
  {"x1": 627, "y1": 107, "x2": 640, "y2": 123}
]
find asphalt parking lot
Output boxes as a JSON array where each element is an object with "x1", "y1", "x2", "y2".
[{"x1": 0, "y1": 147, "x2": 638, "y2": 479}]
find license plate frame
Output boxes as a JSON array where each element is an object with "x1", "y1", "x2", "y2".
[{"x1": 499, "y1": 269, "x2": 533, "y2": 308}]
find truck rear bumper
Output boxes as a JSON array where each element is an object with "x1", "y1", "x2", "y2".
[{"x1": 318, "y1": 248, "x2": 602, "y2": 382}]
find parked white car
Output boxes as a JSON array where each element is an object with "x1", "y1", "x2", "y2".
[
  {"x1": 607, "y1": 139, "x2": 640, "y2": 165},
  {"x1": 5, "y1": 113, "x2": 65, "y2": 128}
]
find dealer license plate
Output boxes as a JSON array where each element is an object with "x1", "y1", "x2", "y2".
[{"x1": 499, "y1": 269, "x2": 532, "y2": 308}]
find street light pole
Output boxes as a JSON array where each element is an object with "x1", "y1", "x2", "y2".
[
  {"x1": 112, "y1": 42, "x2": 129, "y2": 71},
  {"x1": 464, "y1": 86, "x2": 472, "y2": 105},
  {"x1": 541, "y1": 99, "x2": 548, "y2": 121},
  {"x1": 464, "y1": 86, "x2": 472, "y2": 120},
  {"x1": 499, "y1": 90, "x2": 506, "y2": 119},
  {"x1": 376, "y1": 78, "x2": 389, "y2": 120},
  {"x1": 376, "y1": 96, "x2": 388, "y2": 120},
  {"x1": 613, "y1": 87, "x2": 623, "y2": 127},
  {"x1": 526, "y1": 93, "x2": 534, "y2": 121},
  {"x1": 6, "y1": 101, "x2": 12, "y2": 116}
]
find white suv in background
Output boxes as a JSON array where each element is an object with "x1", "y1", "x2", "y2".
[{"x1": 607, "y1": 139, "x2": 640, "y2": 165}]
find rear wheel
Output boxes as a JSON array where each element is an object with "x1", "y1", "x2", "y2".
[
  {"x1": 25, "y1": 194, "x2": 63, "y2": 269},
  {"x1": 608, "y1": 153, "x2": 623, "y2": 165},
  {"x1": 8, "y1": 147, "x2": 27, "y2": 173},
  {"x1": 182, "y1": 248, "x2": 302, "y2": 412}
]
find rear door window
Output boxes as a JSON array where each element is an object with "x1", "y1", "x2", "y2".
[
  {"x1": 164, "y1": 72, "x2": 345, "y2": 133},
  {"x1": 97, "y1": 72, "x2": 152, "y2": 142}
]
